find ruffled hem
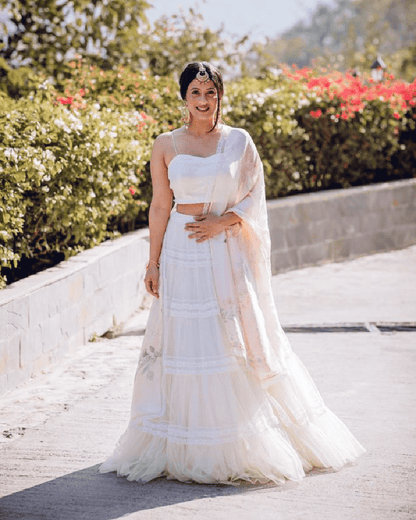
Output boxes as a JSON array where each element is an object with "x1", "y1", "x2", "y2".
[
  {"x1": 99, "y1": 403, "x2": 365, "y2": 486},
  {"x1": 99, "y1": 354, "x2": 366, "y2": 486},
  {"x1": 99, "y1": 425, "x2": 306, "y2": 485}
]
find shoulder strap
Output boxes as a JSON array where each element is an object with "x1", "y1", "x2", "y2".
[
  {"x1": 171, "y1": 131, "x2": 179, "y2": 155},
  {"x1": 218, "y1": 125, "x2": 232, "y2": 153}
]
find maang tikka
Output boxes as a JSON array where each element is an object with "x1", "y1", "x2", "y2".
[{"x1": 196, "y1": 63, "x2": 210, "y2": 83}]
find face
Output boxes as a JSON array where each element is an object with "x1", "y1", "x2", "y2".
[{"x1": 185, "y1": 79, "x2": 220, "y2": 122}]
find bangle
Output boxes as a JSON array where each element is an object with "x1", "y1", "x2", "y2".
[{"x1": 146, "y1": 259, "x2": 160, "y2": 269}]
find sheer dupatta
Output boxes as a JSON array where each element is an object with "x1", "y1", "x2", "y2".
[{"x1": 204, "y1": 126, "x2": 292, "y2": 386}]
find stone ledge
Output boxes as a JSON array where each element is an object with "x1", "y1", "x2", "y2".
[
  {"x1": 0, "y1": 227, "x2": 150, "y2": 396},
  {"x1": 268, "y1": 178, "x2": 416, "y2": 273},
  {"x1": 1, "y1": 178, "x2": 415, "y2": 396}
]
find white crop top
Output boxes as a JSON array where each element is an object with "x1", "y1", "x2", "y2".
[{"x1": 168, "y1": 129, "x2": 228, "y2": 204}]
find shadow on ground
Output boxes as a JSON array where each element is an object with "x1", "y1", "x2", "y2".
[{"x1": 0, "y1": 464, "x2": 315, "y2": 520}]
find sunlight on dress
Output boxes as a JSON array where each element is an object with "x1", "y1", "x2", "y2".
[{"x1": 99, "y1": 127, "x2": 366, "y2": 485}]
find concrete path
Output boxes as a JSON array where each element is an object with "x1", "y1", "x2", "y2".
[{"x1": 1, "y1": 246, "x2": 416, "y2": 520}]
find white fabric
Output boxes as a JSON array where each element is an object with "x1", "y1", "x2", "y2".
[
  {"x1": 99, "y1": 125, "x2": 366, "y2": 485},
  {"x1": 168, "y1": 126, "x2": 228, "y2": 204},
  {"x1": 168, "y1": 155, "x2": 219, "y2": 204}
]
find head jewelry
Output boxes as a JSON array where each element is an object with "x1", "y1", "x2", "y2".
[{"x1": 196, "y1": 63, "x2": 210, "y2": 83}]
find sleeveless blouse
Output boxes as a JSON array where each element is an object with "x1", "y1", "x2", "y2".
[{"x1": 167, "y1": 129, "x2": 228, "y2": 205}]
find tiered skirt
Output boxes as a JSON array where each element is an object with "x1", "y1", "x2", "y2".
[{"x1": 99, "y1": 209, "x2": 366, "y2": 485}]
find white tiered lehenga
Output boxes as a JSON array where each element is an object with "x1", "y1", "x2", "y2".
[{"x1": 99, "y1": 126, "x2": 366, "y2": 485}]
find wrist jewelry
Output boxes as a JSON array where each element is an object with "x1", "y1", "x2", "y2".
[{"x1": 146, "y1": 259, "x2": 160, "y2": 269}]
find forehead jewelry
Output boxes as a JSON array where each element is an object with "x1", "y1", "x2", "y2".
[{"x1": 196, "y1": 63, "x2": 210, "y2": 83}]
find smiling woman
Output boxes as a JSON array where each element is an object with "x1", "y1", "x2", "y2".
[
  {"x1": 180, "y1": 62, "x2": 224, "y2": 132},
  {"x1": 99, "y1": 61, "x2": 366, "y2": 486}
]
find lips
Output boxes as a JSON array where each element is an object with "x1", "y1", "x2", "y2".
[{"x1": 196, "y1": 107, "x2": 210, "y2": 112}]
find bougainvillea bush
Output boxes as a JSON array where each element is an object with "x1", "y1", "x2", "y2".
[
  {"x1": 1, "y1": 59, "x2": 415, "y2": 287},
  {"x1": 52, "y1": 60, "x2": 181, "y2": 134},
  {"x1": 52, "y1": 59, "x2": 416, "y2": 199},
  {"x1": 224, "y1": 67, "x2": 416, "y2": 198}
]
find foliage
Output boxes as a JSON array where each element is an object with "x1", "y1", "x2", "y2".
[
  {"x1": 0, "y1": 1, "x2": 246, "y2": 78},
  {"x1": 52, "y1": 57, "x2": 182, "y2": 131},
  {"x1": 0, "y1": 57, "x2": 43, "y2": 98},
  {"x1": 248, "y1": 0, "x2": 416, "y2": 82},
  {"x1": 225, "y1": 67, "x2": 416, "y2": 198},
  {"x1": 134, "y1": 8, "x2": 248, "y2": 77},
  {"x1": 0, "y1": 84, "x2": 156, "y2": 287},
  {"x1": 1, "y1": 62, "x2": 415, "y2": 287},
  {"x1": 0, "y1": 0, "x2": 149, "y2": 76}
]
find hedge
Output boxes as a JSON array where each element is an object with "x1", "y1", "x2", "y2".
[
  {"x1": 1, "y1": 61, "x2": 415, "y2": 287},
  {"x1": 224, "y1": 69, "x2": 416, "y2": 198},
  {"x1": 0, "y1": 87, "x2": 157, "y2": 286}
]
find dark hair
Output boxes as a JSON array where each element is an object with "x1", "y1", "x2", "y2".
[{"x1": 179, "y1": 61, "x2": 224, "y2": 132}]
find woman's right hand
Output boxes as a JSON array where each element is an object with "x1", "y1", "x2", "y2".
[{"x1": 144, "y1": 265, "x2": 160, "y2": 298}]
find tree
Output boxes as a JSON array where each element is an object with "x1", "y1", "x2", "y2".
[
  {"x1": 246, "y1": 0, "x2": 416, "y2": 81},
  {"x1": 139, "y1": 8, "x2": 249, "y2": 77},
  {"x1": 0, "y1": 0, "x2": 150, "y2": 76},
  {"x1": 0, "y1": 2, "x2": 248, "y2": 80}
]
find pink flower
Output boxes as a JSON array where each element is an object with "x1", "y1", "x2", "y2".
[
  {"x1": 393, "y1": 112, "x2": 401, "y2": 119},
  {"x1": 57, "y1": 96, "x2": 74, "y2": 105},
  {"x1": 129, "y1": 187, "x2": 136, "y2": 195},
  {"x1": 310, "y1": 109, "x2": 322, "y2": 118}
]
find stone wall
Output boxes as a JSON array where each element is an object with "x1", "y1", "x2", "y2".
[
  {"x1": 268, "y1": 178, "x2": 416, "y2": 273},
  {"x1": 0, "y1": 229, "x2": 149, "y2": 396},
  {"x1": 1, "y1": 178, "x2": 415, "y2": 396}
]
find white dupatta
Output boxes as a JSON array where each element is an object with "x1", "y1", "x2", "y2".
[{"x1": 203, "y1": 125, "x2": 292, "y2": 386}]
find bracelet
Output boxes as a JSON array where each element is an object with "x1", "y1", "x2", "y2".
[{"x1": 146, "y1": 259, "x2": 160, "y2": 269}]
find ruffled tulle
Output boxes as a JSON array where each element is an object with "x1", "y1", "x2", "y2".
[{"x1": 99, "y1": 210, "x2": 366, "y2": 485}]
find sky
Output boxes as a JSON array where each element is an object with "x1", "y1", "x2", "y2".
[{"x1": 147, "y1": 0, "x2": 335, "y2": 41}]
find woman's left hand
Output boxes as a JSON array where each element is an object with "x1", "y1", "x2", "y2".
[{"x1": 184, "y1": 213, "x2": 225, "y2": 242}]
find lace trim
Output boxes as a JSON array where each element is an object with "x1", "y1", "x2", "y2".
[
  {"x1": 163, "y1": 245, "x2": 211, "y2": 267},
  {"x1": 166, "y1": 296, "x2": 220, "y2": 318},
  {"x1": 141, "y1": 411, "x2": 279, "y2": 445},
  {"x1": 164, "y1": 354, "x2": 239, "y2": 375}
]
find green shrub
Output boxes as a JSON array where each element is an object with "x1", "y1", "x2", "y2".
[
  {"x1": 224, "y1": 70, "x2": 416, "y2": 199},
  {"x1": 1, "y1": 62, "x2": 415, "y2": 287},
  {"x1": 0, "y1": 86, "x2": 157, "y2": 287}
]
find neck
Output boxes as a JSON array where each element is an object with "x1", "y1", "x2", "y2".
[{"x1": 186, "y1": 118, "x2": 220, "y2": 136}]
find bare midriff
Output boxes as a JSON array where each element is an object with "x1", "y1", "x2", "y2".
[{"x1": 176, "y1": 203, "x2": 207, "y2": 215}]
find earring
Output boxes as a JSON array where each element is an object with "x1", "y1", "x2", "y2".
[
  {"x1": 217, "y1": 100, "x2": 223, "y2": 124},
  {"x1": 181, "y1": 103, "x2": 191, "y2": 128}
]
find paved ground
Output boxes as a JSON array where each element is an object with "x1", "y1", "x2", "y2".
[{"x1": 1, "y1": 246, "x2": 416, "y2": 520}]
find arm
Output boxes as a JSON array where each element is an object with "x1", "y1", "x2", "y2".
[
  {"x1": 219, "y1": 211, "x2": 243, "y2": 232},
  {"x1": 148, "y1": 134, "x2": 174, "y2": 264},
  {"x1": 144, "y1": 134, "x2": 174, "y2": 298}
]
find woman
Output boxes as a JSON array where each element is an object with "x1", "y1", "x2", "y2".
[{"x1": 99, "y1": 62, "x2": 366, "y2": 485}]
